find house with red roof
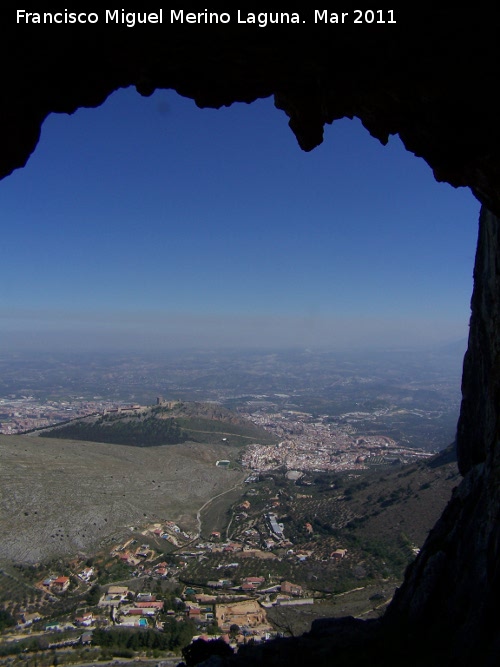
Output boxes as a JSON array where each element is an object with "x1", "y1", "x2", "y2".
[
  {"x1": 136, "y1": 601, "x2": 164, "y2": 610},
  {"x1": 280, "y1": 581, "x2": 303, "y2": 596},
  {"x1": 51, "y1": 576, "x2": 70, "y2": 593}
]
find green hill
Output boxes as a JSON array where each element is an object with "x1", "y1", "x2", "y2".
[
  {"x1": 40, "y1": 401, "x2": 277, "y2": 447},
  {"x1": 270, "y1": 445, "x2": 460, "y2": 585}
]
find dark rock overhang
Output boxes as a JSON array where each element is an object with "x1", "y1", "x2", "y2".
[{"x1": 2, "y1": 9, "x2": 500, "y2": 215}]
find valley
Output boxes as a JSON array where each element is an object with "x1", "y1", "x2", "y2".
[
  {"x1": 0, "y1": 443, "x2": 459, "y2": 664},
  {"x1": 0, "y1": 347, "x2": 464, "y2": 662}
]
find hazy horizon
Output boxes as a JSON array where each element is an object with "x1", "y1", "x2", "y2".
[{"x1": 0, "y1": 309, "x2": 470, "y2": 353}]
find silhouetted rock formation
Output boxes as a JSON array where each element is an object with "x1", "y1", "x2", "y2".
[
  {"x1": 3, "y1": 11, "x2": 500, "y2": 215},
  {"x1": 2, "y1": 10, "x2": 500, "y2": 665}
]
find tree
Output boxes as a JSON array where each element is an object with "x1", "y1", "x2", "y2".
[
  {"x1": 0, "y1": 608, "x2": 15, "y2": 632},
  {"x1": 86, "y1": 584, "x2": 101, "y2": 606},
  {"x1": 205, "y1": 621, "x2": 221, "y2": 635}
]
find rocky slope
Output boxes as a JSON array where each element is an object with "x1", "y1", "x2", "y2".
[{"x1": 0, "y1": 434, "x2": 243, "y2": 563}]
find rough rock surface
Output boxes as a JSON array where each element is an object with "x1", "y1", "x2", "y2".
[{"x1": 3, "y1": 10, "x2": 500, "y2": 666}]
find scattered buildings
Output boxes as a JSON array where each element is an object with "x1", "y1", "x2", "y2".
[{"x1": 0, "y1": 396, "x2": 145, "y2": 434}]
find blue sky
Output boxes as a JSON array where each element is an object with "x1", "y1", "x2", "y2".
[{"x1": 0, "y1": 88, "x2": 479, "y2": 350}]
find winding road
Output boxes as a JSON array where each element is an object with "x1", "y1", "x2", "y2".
[{"x1": 194, "y1": 474, "x2": 246, "y2": 539}]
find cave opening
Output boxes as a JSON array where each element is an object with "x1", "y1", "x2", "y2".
[
  {"x1": 3, "y1": 10, "x2": 500, "y2": 663},
  {"x1": 0, "y1": 84, "x2": 492, "y2": 665}
]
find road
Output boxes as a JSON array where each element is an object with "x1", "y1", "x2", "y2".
[
  {"x1": 176, "y1": 474, "x2": 246, "y2": 548},
  {"x1": 195, "y1": 474, "x2": 246, "y2": 537},
  {"x1": 181, "y1": 428, "x2": 261, "y2": 440}
]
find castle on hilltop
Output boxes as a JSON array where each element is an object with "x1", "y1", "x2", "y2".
[{"x1": 156, "y1": 397, "x2": 180, "y2": 409}]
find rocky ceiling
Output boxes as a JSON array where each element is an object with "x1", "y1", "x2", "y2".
[
  {"x1": 2, "y1": 11, "x2": 500, "y2": 216},
  {"x1": 3, "y1": 9, "x2": 500, "y2": 666}
]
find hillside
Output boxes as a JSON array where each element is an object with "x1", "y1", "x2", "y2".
[
  {"x1": 0, "y1": 433, "x2": 245, "y2": 563},
  {"x1": 289, "y1": 448, "x2": 460, "y2": 583},
  {"x1": 0, "y1": 404, "x2": 459, "y2": 583},
  {"x1": 179, "y1": 447, "x2": 460, "y2": 595},
  {"x1": 38, "y1": 401, "x2": 277, "y2": 447},
  {"x1": 290, "y1": 446, "x2": 458, "y2": 538}
]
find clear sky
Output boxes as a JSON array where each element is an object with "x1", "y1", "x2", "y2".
[{"x1": 0, "y1": 87, "x2": 480, "y2": 351}]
